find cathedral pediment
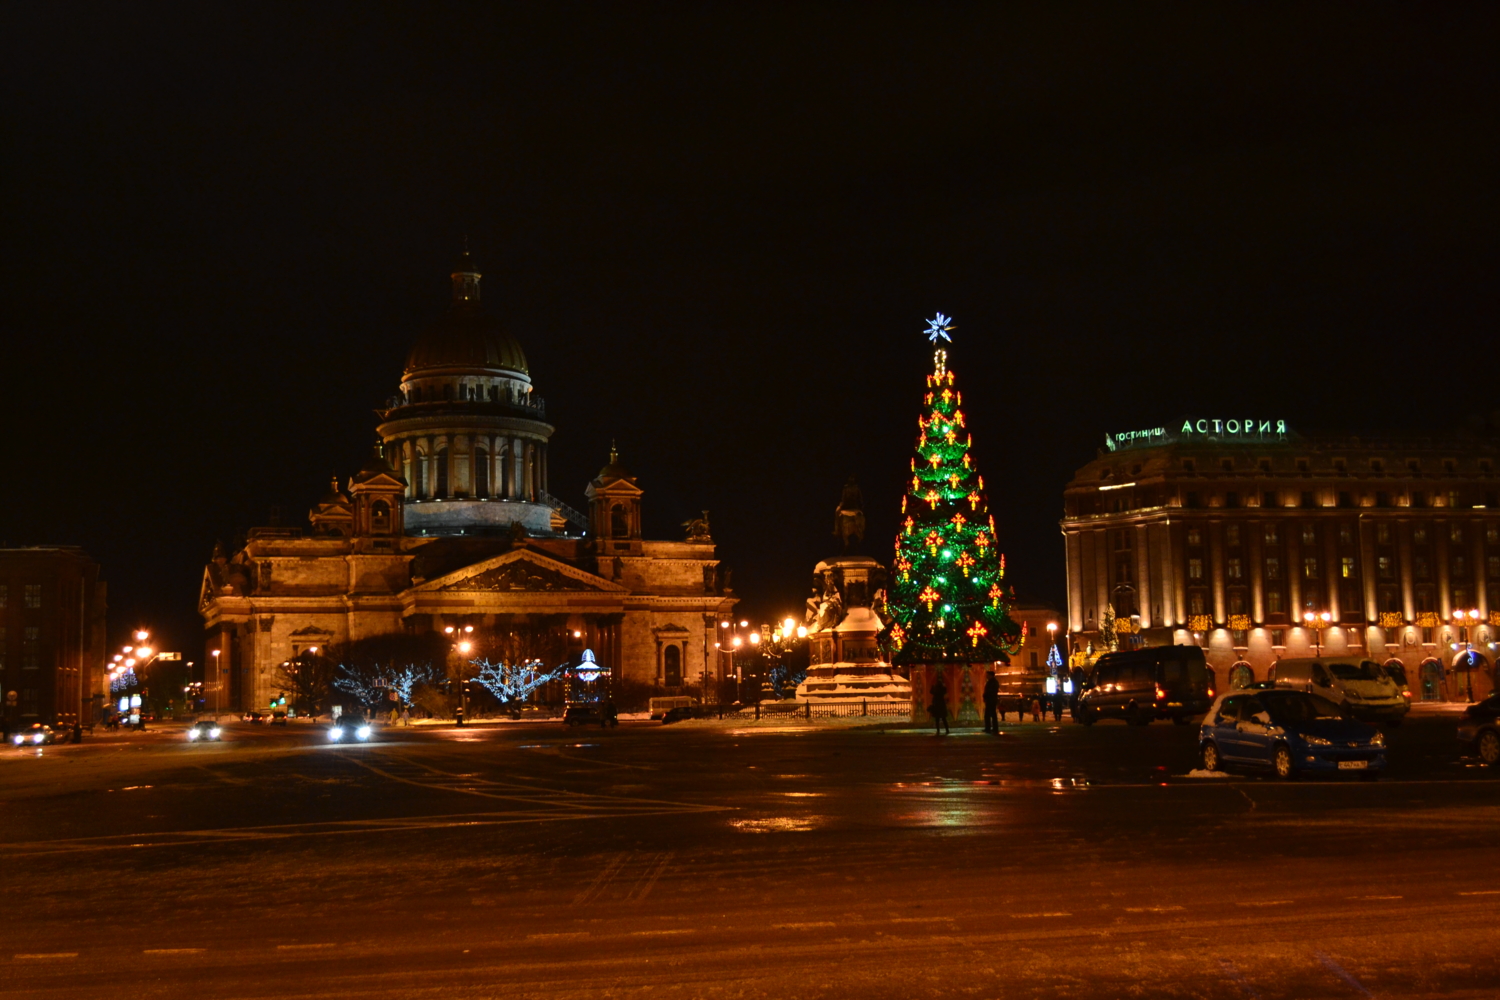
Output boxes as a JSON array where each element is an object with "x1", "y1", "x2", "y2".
[{"x1": 414, "y1": 548, "x2": 626, "y2": 595}]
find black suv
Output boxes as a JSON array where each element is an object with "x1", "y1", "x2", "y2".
[{"x1": 1075, "y1": 645, "x2": 1214, "y2": 726}]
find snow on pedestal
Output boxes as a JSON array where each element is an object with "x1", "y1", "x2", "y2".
[{"x1": 795, "y1": 606, "x2": 913, "y2": 706}]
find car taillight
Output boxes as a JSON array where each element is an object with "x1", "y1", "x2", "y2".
[
  {"x1": 1154, "y1": 685, "x2": 1166, "y2": 701},
  {"x1": 1401, "y1": 690, "x2": 1412, "y2": 699},
  {"x1": 1206, "y1": 688, "x2": 1215, "y2": 699}
]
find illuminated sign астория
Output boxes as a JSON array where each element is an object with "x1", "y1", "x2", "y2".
[{"x1": 1105, "y1": 419, "x2": 1288, "y2": 452}]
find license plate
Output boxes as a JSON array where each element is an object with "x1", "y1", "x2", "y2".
[{"x1": 1337, "y1": 760, "x2": 1368, "y2": 770}]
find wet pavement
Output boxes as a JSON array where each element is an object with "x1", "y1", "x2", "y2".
[{"x1": 1, "y1": 709, "x2": 1495, "y2": 998}]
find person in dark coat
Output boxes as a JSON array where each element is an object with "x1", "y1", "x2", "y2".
[
  {"x1": 982, "y1": 670, "x2": 1000, "y2": 734},
  {"x1": 929, "y1": 675, "x2": 950, "y2": 736}
]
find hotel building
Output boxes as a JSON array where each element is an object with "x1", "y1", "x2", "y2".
[{"x1": 1061, "y1": 419, "x2": 1500, "y2": 702}]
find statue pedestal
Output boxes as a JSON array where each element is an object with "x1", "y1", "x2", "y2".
[{"x1": 795, "y1": 606, "x2": 912, "y2": 708}]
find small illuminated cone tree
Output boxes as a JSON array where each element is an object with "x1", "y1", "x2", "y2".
[{"x1": 882, "y1": 315, "x2": 1024, "y2": 722}]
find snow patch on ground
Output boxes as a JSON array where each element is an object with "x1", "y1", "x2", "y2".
[{"x1": 1181, "y1": 769, "x2": 1232, "y2": 779}]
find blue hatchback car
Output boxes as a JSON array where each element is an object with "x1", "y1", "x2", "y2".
[{"x1": 1199, "y1": 690, "x2": 1386, "y2": 780}]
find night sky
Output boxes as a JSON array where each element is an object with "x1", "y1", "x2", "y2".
[{"x1": 4, "y1": 4, "x2": 1496, "y2": 656}]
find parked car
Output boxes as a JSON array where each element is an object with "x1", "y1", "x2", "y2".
[
  {"x1": 563, "y1": 704, "x2": 618, "y2": 727},
  {"x1": 187, "y1": 721, "x2": 222, "y2": 742},
  {"x1": 1199, "y1": 690, "x2": 1386, "y2": 780},
  {"x1": 1074, "y1": 645, "x2": 1214, "y2": 726},
  {"x1": 1269, "y1": 658, "x2": 1409, "y2": 725},
  {"x1": 327, "y1": 721, "x2": 373, "y2": 743},
  {"x1": 11, "y1": 724, "x2": 57, "y2": 747},
  {"x1": 661, "y1": 706, "x2": 690, "y2": 724},
  {"x1": 1457, "y1": 694, "x2": 1500, "y2": 766}
]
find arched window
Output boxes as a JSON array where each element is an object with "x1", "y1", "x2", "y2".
[
  {"x1": 474, "y1": 450, "x2": 488, "y2": 498},
  {"x1": 412, "y1": 450, "x2": 426, "y2": 497},
  {"x1": 1228, "y1": 661, "x2": 1254, "y2": 689},
  {"x1": 435, "y1": 448, "x2": 449, "y2": 497},
  {"x1": 663, "y1": 645, "x2": 682, "y2": 687},
  {"x1": 371, "y1": 500, "x2": 391, "y2": 534},
  {"x1": 611, "y1": 504, "x2": 629, "y2": 537}
]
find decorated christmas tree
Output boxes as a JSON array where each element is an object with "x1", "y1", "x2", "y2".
[{"x1": 883, "y1": 315, "x2": 1025, "y2": 666}]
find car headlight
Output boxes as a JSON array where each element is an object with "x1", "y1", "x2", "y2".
[
  {"x1": 329, "y1": 728, "x2": 343, "y2": 740},
  {"x1": 188, "y1": 730, "x2": 199, "y2": 740},
  {"x1": 12, "y1": 736, "x2": 22, "y2": 745},
  {"x1": 356, "y1": 726, "x2": 371, "y2": 740},
  {"x1": 210, "y1": 728, "x2": 221, "y2": 738},
  {"x1": 33, "y1": 734, "x2": 45, "y2": 744},
  {"x1": 1300, "y1": 734, "x2": 1333, "y2": 746},
  {"x1": 1370, "y1": 731, "x2": 1385, "y2": 746}
]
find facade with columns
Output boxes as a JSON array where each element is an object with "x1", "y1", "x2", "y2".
[
  {"x1": 199, "y1": 254, "x2": 735, "y2": 712},
  {"x1": 1062, "y1": 420, "x2": 1500, "y2": 702}
]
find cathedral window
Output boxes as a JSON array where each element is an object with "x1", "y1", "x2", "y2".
[
  {"x1": 474, "y1": 450, "x2": 489, "y2": 498},
  {"x1": 611, "y1": 504, "x2": 629, "y2": 537},
  {"x1": 436, "y1": 448, "x2": 450, "y2": 497},
  {"x1": 371, "y1": 501, "x2": 391, "y2": 534},
  {"x1": 663, "y1": 645, "x2": 682, "y2": 687}
]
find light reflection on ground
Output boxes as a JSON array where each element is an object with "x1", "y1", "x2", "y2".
[{"x1": 729, "y1": 816, "x2": 823, "y2": 833}]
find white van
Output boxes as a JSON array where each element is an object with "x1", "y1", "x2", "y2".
[
  {"x1": 647, "y1": 696, "x2": 697, "y2": 720},
  {"x1": 1269, "y1": 657, "x2": 1409, "y2": 725}
]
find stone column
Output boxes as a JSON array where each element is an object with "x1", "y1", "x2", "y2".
[
  {"x1": 1471, "y1": 526, "x2": 1486, "y2": 617},
  {"x1": 1286, "y1": 525, "x2": 1302, "y2": 617},
  {"x1": 1210, "y1": 519, "x2": 1226, "y2": 624},
  {"x1": 1065, "y1": 531, "x2": 1085, "y2": 633},
  {"x1": 1398, "y1": 520, "x2": 1415, "y2": 622},
  {"x1": 1134, "y1": 523, "x2": 1151, "y2": 628},
  {"x1": 1249, "y1": 518, "x2": 1264, "y2": 622},
  {"x1": 1324, "y1": 522, "x2": 1340, "y2": 619},
  {"x1": 1436, "y1": 522, "x2": 1451, "y2": 621},
  {"x1": 1360, "y1": 516, "x2": 1379, "y2": 622},
  {"x1": 1167, "y1": 521, "x2": 1185, "y2": 627},
  {"x1": 511, "y1": 438, "x2": 524, "y2": 500}
]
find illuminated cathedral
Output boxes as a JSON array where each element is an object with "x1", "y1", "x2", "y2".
[{"x1": 199, "y1": 253, "x2": 736, "y2": 710}]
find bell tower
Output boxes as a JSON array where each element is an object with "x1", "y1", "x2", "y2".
[
  {"x1": 586, "y1": 444, "x2": 643, "y2": 556},
  {"x1": 349, "y1": 445, "x2": 407, "y2": 545}
]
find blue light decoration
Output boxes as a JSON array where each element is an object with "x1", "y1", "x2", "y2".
[
  {"x1": 564, "y1": 648, "x2": 611, "y2": 706},
  {"x1": 575, "y1": 649, "x2": 601, "y2": 684},
  {"x1": 923, "y1": 313, "x2": 955, "y2": 343},
  {"x1": 1049, "y1": 643, "x2": 1073, "y2": 694}
]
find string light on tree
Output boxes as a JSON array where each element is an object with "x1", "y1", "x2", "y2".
[{"x1": 883, "y1": 315, "x2": 1024, "y2": 664}]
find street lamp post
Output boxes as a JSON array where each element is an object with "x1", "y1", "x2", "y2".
[
  {"x1": 713, "y1": 619, "x2": 757, "y2": 704},
  {"x1": 445, "y1": 625, "x2": 475, "y2": 724},
  {"x1": 1302, "y1": 610, "x2": 1333, "y2": 656},
  {"x1": 1451, "y1": 608, "x2": 1481, "y2": 703}
]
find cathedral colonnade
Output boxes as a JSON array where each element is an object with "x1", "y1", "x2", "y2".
[{"x1": 389, "y1": 435, "x2": 547, "y2": 501}]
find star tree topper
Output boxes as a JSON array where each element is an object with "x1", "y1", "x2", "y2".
[{"x1": 923, "y1": 313, "x2": 955, "y2": 342}]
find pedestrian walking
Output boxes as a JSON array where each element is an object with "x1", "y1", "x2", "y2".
[
  {"x1": 401, "y1": 707, "x2": 411, "y2": 727},
  {"x1": 929, "y1": 675, "x2": 950, "y2": 736},
  {"x1": 982, "y1": 670, "x2": 1000, "y2": 734},
  {"x1": 1030, "y1": 696, "x2": 1042, "y2": 723},
  {"x1": 1015, "y1": 695, "x2": 1029, "y2": 722},
  {"x1": 1052, "y1": 695, "x2": 1064, "y2": 722}
]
